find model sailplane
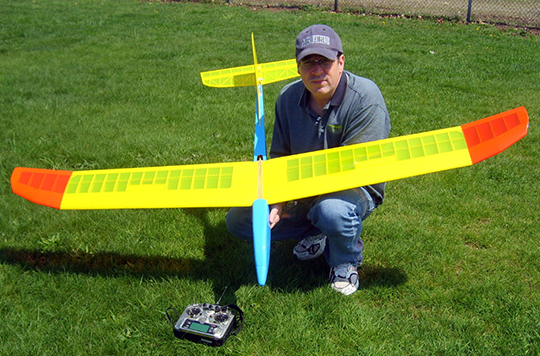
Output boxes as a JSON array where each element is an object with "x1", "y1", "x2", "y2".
[{"x1": 11, "y1": 35, "x2": 529, "y2": 287}]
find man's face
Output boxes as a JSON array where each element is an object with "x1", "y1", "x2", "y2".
[{"x1": 297, "y1": 54, "x2": 345, "y2": 101}]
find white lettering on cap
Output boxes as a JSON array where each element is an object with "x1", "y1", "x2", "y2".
[{"x1": 301, "y1": 35, "x2": 331, "y2": 48}]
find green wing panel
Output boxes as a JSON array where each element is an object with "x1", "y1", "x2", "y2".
[
  {"x1": 59, "y1": 161, "x2": 258, "y2": 209},
  {"x1": 262, "y1": 126, "x2": 473, "y2": 204}
]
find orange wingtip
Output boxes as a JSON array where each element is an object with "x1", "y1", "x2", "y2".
[
  {"x1": 462, "y1": 107, "x2": 529, "y2": 164},
  {"x1": 11, "y1": 167, "x2": 73, "y2": 209}
]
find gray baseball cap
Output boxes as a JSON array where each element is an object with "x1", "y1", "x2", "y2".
[{"x1": 295, "y1": 24, "x2": 343, "y2": 62}]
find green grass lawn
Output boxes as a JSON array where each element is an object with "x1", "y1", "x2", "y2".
[{"x1": 1, "y1": 0, "x2": 539, "y2": 354}]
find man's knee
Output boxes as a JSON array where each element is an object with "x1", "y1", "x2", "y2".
[{"x1": 309, "y1": 199, "x2": 360, "y2": 237}]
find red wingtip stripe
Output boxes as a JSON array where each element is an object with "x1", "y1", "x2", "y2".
[
  {"x1": 462, "y1": 107, "x2": 529, "y2": 164},
  {"x1": 11, "y1": 167, "x2": 73, "y2": 209}
]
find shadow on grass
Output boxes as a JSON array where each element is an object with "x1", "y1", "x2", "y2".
[
  {"x1": 0, "y1": 209, "x2": 407, "y2": 301},
  {"x1": 266, "y1": 239, "x2": 408, "y2": 292}
]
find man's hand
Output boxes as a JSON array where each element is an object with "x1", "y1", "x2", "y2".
[{"x1": 269, "y1": 203, "x2": 284, "y2": 229}]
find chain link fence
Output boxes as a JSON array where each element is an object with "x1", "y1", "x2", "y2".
[{"x1": 227, "y1": 0, "x2": 540, "y2": 28}]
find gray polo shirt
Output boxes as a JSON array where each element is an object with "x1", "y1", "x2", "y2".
[{"x1": 271, "y1": 71, "x2": 391, "y2": 205}]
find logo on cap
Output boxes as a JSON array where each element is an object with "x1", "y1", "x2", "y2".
[{"x1": 301, "y1": 35, "x2": 331, "y2": 48}]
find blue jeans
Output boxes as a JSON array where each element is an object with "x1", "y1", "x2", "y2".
[{"x1": 225, "y1": 187, "x2": 375, "y2": 268}]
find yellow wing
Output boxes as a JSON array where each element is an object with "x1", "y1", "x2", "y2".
[
  {"x1": 11, "y1": 108, "x2": 529, "y2": 210},
  {"x1": 12, "y1": 161, "x2": 258, "y2": 210},
  {"x1": 263, "y1": 127, "x2": 471, "y2": 204},
  {"x1": 263, "y1": 107, "x2": 529, "y2": 204}
]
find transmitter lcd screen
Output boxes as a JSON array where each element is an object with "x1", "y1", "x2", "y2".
[{"x1": 189, "y1": 322, "x2": 210, "y2": 333}]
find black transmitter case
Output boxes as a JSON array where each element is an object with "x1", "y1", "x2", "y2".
[{"x1": 167, "y1": 303, "x2": 243, "y2": 347}]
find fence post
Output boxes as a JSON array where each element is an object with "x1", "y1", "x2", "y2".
[
  {"x1": 334, "y1": 0, "x2": 339, "y2": 12},
  {"x1": 466, "y1": 0, "x2": 473, "y2": 22}
]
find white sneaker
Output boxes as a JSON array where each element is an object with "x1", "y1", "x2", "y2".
[
  {"x1": 293, "y1": 234, "x2": 326, "y2": 261},
  {"x1": 330, "y1": 264, "x2": 359, "y2": 296}
]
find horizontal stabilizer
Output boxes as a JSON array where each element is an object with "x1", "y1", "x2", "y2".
[{"x1": 200, "y1": 59, "x2": 298, "y2": 88}]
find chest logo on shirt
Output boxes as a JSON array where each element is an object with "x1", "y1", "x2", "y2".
[{"x1": 327, "y1": 124, "x2": 342, "y2": 134}]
